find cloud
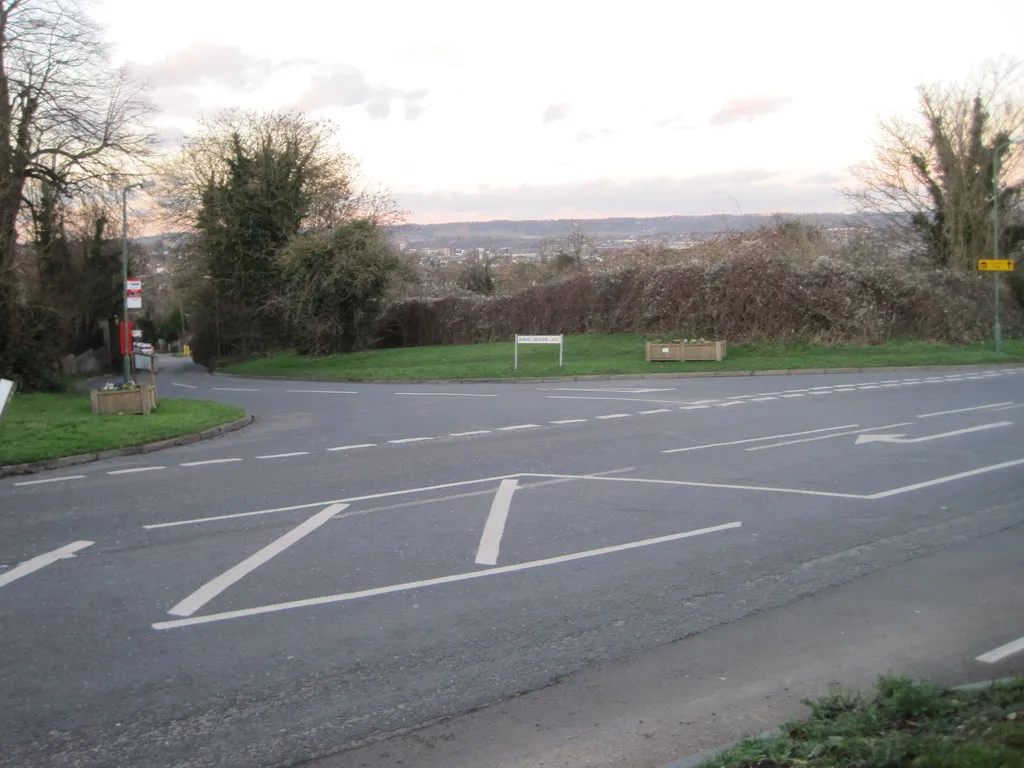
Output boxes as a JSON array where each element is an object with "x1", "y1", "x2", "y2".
[
  {"x1": 154, "y1": 125, "x2": 189, "y2": 149},
  {"x1": 799, "y1": 171, "x2": 846, "y2": 185},
  {"x1": 151, "y1": 88, "x2": 203, "y2": 118},
  {"x1": 709, "y1": 96, "x2": 792, "y2": 126},
  {"x1": 542, "y1": 102, "x2": 570, "y2": 123},
  {"x1": 398, "y1": 172, "x2": 850, "y2": 223},
  {"x1": 655, "y1": 113, "x2": 696, "y2": 131},
  {"x1": 575, "y1": 128, "x2": 615, "y2": 143},
  {"x1": 297, "y1": 66, "x2": 428, "y2": 120},
  {"x1": 128, "y1": 44, "x2": 274, "y2": 91}
]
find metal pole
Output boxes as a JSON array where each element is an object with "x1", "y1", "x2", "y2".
[
  {"x1": 993, "y1": 149, "x2": 1002, "y2": 353},
  {"x1": 121, "y1": 186, "x2": 131, "y2": 382},
  {"x1": 514, "y1": 335, "x2": 518, "y2": 371},
  {"x1": 559, "y1": 337, "x2": 563, "y2": 367}
]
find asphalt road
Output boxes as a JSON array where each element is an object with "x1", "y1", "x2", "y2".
[{"x1": 1, "y1": 357, "x2": 1023, "y2": 767}]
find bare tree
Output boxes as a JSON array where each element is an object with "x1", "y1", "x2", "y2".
[{"x1": 844, "y1": 60, "x2": 1024, "y2": 269}]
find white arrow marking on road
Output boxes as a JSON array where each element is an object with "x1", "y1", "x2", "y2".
[
  {"x1": 0, "y1": 541, "x2": 94, "y2": 589},
  {"x1": 475, "y1": 479, "x2": 519, "y2": 566},
  {"x1": 855, "y1": 421, "x2": 1013, "y2": 445},
  {"x1": 168, "y1": 503, "x2": 348, "y2": 617}
]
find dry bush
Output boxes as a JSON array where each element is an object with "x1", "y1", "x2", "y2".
[{"x1": 377, "y1": 249, "x2": 1022, "y2": 348}]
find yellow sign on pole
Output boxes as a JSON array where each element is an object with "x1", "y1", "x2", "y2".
[{"x1": 978, "y1": 259, "x2": 1015, "y2": 272}]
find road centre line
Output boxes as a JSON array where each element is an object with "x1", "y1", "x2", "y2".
[
  {"x1": 916, "y1": 402, "x2": 1014, "y2": 418},
  {"x1": 781, "y1": 393, "x2": 805, "y2": 398},
  {"x1": 0, "y1": 541, "x2": 95, "y2": 589},
  {"x1": 521, "y1": 473, "x2": 869, "y2": 500},
  {"x1": 551, "y1": 418, "x2": 588, "y2": 424},
  {"x1": 596, "y1": 413, "x2": 630, "y2": 419},
  {"x1": 498, "y1": 424, "x2": 539, "y2": 431},
  {"x1": 450, "y1": 430, "x2": 491, "y2": 436},
  {"x1": 638, "y1": 409, "x2": 672, "y2": 414},
  {"x1": 744, "y1": 422, "x2": 914, "y2": 452},
  {"x1": 662, "y1": 424, "x2": 859, "y2": 454},
  {"x1": 153, "y1": 521, "x2": 742, "y2": 630},
  {"x1": 389, "y1": 437, "x2": 434, "y2": 444},
  {"x1": 14, "y1": 475, "x2": 87, "y2": 487},
  {"x1": 170, "y1": 382, "x2": 198, "y2": 389},
  {"x1": 327, "y1": 443, "x2": 377, "y2": 451},
  {"x1": 285, "y1": 389, "x2": 358, "y2": 394},
  {"x1": 256, "y1": 452, "x2": 310, "y2": 460},
  {"x1": 976, "y1": 635, "x2": 1024, "y2": 664},
  {"x1": 475, "y1": 479, "x2": 519, "y2": 566},
  {"x1": 868, "y1": 457, "x2": 1024, "y2": 499},
  {"x1": 990, "y1": 404, "x2": 1024, "y2": 412},
  {"x1": 394, "y1": 392, "x2": 497, "y2": 398},
  {"x1": 168, "y1": 503, "x2": 347, "y2": 618},
  {"x1": 546, "y1": 395, "x2": 691, "y2": 405},
  {"x1": 750, "y1": 396, "x2": 777, "y2": 402},
  {"x1": 715, "y1": 401, "x2": 745, "y2": 407},
  {"x1": 679, "y1": 405, "x2": 711, "y2": 410},
  {"x1": 212, "y1": 387, "x2": 259, "y2": 392},
  {"x1": 180, "y1": 458, "x2": 243, "y2": 467},
  {"x1": 107, "y1": 466, "x2": 166, "y2": 475}
]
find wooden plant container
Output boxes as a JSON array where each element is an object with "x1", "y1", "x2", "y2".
[
  {"x1": 90, "y1": 384, "x2": 158, "y2": 415},
  {"x1": 646, "y1": 341, "x2": 727, "y2": 362}
]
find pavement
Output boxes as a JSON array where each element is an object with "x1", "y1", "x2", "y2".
[{"x1": 1, "y1": 354, "x2": 1022, "y2": 767}]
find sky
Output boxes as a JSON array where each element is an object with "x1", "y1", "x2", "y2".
[{"x1": 92, "y1": 0, "x2": 1024, "y2": 224}]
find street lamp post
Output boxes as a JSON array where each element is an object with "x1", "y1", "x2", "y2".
[
  {"x1": 121, "y1": 180, "x2": 154, "y2": 381},
  {"x1": 991, "y1": 137, "x2": 1024, "y2": 354}
]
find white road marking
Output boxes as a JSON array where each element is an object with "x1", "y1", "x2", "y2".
[
  {"x1": 546, "y1": 387, "x2": 676, "y2": 394},
  {"x1": 527, "y1": 473, "x2": 868, "y2": 500},
  {"x1": 750, "y1": 396, "x2": 778, "y2": 402},
  {"x1": 858, "y1": 385, "x2": 881, "y2": 390},
  {"x1": 327, "y1": 443, "x2": 377, "y2": 451},
  {"x1": 855, "y1": 421, "x2": 1013, "y2": 445},
  {"x1": 916, "y1": 402, "x2": 1014, "y2": 418},
  {"x1": 213, "y1": 387, "x2": 259, "y2": 392},
  {"x1": 394, "y1": 392, "x2": 497, "y2": 398},
  {"x1": 637, "y1": 409, "x2": 672, "y2": 415},
  {"x1": 153, "y1": 521, "x2": 742, "y2": 630},
  {"x1": 747, "y1": 422, "x2": 914, "y2": 452},
  {"x1": 389, "y1": 437, "x2": 434, "y2": 444},
  {"x1": 977, "y1": 635, "x2": 1024, "y2": 664},
  {"x1": 0, "y1": 541, "x2": 94, "y2": 589},
  {"x1": 285, "y1": 389, "x2": 358, "y2": 394},
  {"x1": 990, "y1": 404, "x2": 1024, "y2": 412},
  {"x1": 781, "y1": 389, "x2": 810, "y2": 394},
  {"x1": 596, "y1": 413, "x2": 630, "y2": 420},
  {"x1": 167, "y1": 503, "x2": 348, "y2": 618},
  {"x1": 170, "y1": 382, "x2": 199, "y2": 389},
  {"x1": 256, "y1": 452, "x2": 310, "y2": 460},
  {"x1": 474, "y1": 479, "x2": 519, "y2": 566},
  {"x1": 781, "y1": 393, "x2": 805, "y2": 398},
  {"x1": 715, "y1": 401, "x2": 745, "y2": 407},
  {"x1": 688, "y1": 399, "x2": 721, "y2": 405},
  {"x1": 450, "y1": 430, "x2": 491, "y2": 437},
  {"x1": 551, "y1": 419, "x2": 587, "y2": 425},
  {"x1": 679, "y1": 405, "x2": 711, "y2": 410},
  {"x1": 14, "y1": 475, "x2": 87, "y2": 487},
  {"x1": 662, "y1": 424, "x2": 859, "y2": 454},
  {"x1": 180, "y1": 458, "x2": 243, "y2": 467},
  {"x1": 144, "y1": 474, "x2": 528, "y2": 529},
  {"x1": 498, "y1": 424, "x2": 539, "y2": 431},
  {"x1": 107, "y1": 466, "x2": 166, "y2": 475},
  {"x1": 868, "y1": 456, "x2": 1024, "y2": 499},
  {"x1": 546, "y1": 395, "x2": 689, "y2": 405},
  {"x1": 832, "y1": 387, "x2": 857, "y2": 392}
]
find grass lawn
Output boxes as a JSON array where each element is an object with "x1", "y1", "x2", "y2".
[
  {"x1": 702, "y1": 676, "x2": 1023, "y2": 767},
  {"x1": 0, "y1": 393, "x2": 246, "y2": 466},
  {"x1": 220, "y1": 335, "x2": 1024, "y2": 381}
]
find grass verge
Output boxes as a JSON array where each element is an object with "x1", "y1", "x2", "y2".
[
  {"x1": 220, "y1": 336, "x2": 1024, "y2": 381},
  {"x1": 0, "y1": 393, "x2": 247, "y2": 466},
  {"x1": 702, "y1": 676, "x2": 1023, "y2": 767}
]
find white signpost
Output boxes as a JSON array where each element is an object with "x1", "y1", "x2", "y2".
[
  {"x1": 126, "y1": 278, "x2": 142, "y2": 309},
  {"x1": 514, "y1": 334, "x2": 563, "y2": 371},
  {"x1": 0, "y1": 377, "x2": 14, "y2": 423}
]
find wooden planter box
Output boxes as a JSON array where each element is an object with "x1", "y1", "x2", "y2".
[
  {"x1": 646, "y1": 341, "x2": 727, "y2": 362},
  {"x1": 90, "y1": 384, "x2": 158, "y2": 415}
]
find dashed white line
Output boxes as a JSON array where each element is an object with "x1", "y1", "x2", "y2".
[
  {"x1": 977, "y1": 635, "x2": 1024, "y2": 664},
  {"x1": 858, "y1": 385, "x2": 881, "y2": 390},
  {"x1": 327, "y1": 443, "x2": 377, "y2": 452},
  {"x1": 679, "y1": 405, "x2": 711, "y2": 410},
  {"x1": 450, "y1": 430, "x2": 491, "y2": 437},
  {"x1": 389, "y1": 437, "x2": 435, "y2": 444},
  {"x1": 180, "y1": 458, "x2": 243, "y2": 467},
  {"x1": 637, "y1": 409, "x2": 672, "y2": 415},
  {"x1": 394, "y1": 392, "x2": 497, "y2": 398},
  {"x1": 596, "y1": 413, "x2": 630, "y2": 420},
  {"x1": 256, "y1": 452, "x2": 310, "y2": 460},
  {"x1": 14, "y1": 475, "x2": 87, "y2": 487},
  {"x1": 715, "y1": 401, "x2": 744, "y2": 407},
  {"x1": 170, "y1": 382, "x2": 199, "y2": 389},
  {"x1": 498, "y1": 424, "x2": 540, "y2": 431},
  {"x1": 688, "y1": 399, "x2": 720, "y2": 405},
  {"x1": 107, "y1": 466, "x2": 166, "y2": 475},
  {"x1": 213, "y1": 387, "x2": 259, "y2": 392},
  {"x1": 285, "y1": 389, "x2": 358, "y2": 394},
  {"x1": 551, "y1": 419, "x2": 587, "y2": 425},
  {"x1": 750, "y1": 396, "x2": 777, "y2": 402},
  {"x1": 781, "y1": 393, "x2": 805, "y2": 398}
]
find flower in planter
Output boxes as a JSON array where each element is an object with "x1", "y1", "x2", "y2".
[{"x1": 101, "y1": 380, "x2": 140, "y2": 392}]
